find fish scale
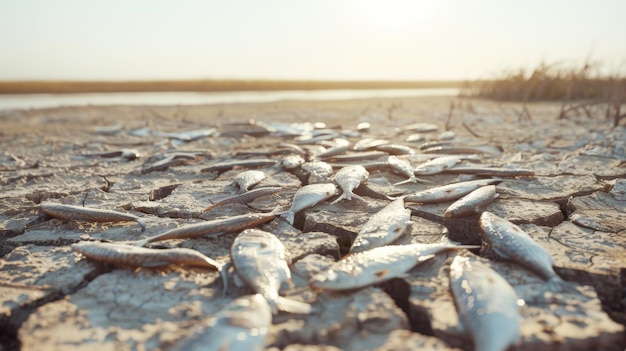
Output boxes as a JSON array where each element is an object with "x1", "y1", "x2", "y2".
[
  {"x1": 331, "y1": 165, "x2": 369, "y2": 204},
  {"x1": 449, "y1": 255, "x2": 521, "y2": 351},
  {"x1": 280, "y1": 183, "x2": 337, "y2": 224},
  {"x1": 230, "y1": 229, "x2": 312, "y2": 314},
  {"x1": 350, "y1": 198, "x2": 412, "y2": 253},
  {"x1": 309, "y1": 239, "x2": 480, "y2": 291},
  {"x1": 479, "y1": 211, "x2": 577, "y2": 293}
]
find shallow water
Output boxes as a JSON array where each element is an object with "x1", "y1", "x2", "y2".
[{"x1": 0, "y1": 88, "x2": 459, "y2": 111}]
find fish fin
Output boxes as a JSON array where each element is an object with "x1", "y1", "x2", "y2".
[
  {"x1": 274, "y1": 296, "x2": 314, "y2": 314},
  {"x1": 416, "y1": 254, "x2": 436, "y2": 263},
  {"x1": 200, "y1": 203, "x2": 217, "y2": 213},
  {"x1": 279, "y1": 211, "x2": 295, "y2": 225},
  {"x1": 544, "y1": 276, "x2": 579, "y2": 295},
  {"x1": 219, "y1": 262, "x2": 232, "y2": 297},
  {"x1": 439, "y1": 235, "x2": 461, "y2": 246},
  {"x1": 393, "y1": 178, "x2": 415, "y2": 186},
  {"x1": 135, "y1": 218, "x2": 147, "y2": 232},
  {"x1": 351, "y1": 193, "x2": 366, "y2": 202},
  {"x1": 126, "y1": 238, "x2": 149, "y2": 247},
  {"x1": 330, "y1": 193, "x2": 347, "y2": 205}
]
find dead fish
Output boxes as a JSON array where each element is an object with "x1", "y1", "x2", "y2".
[
  {"x1": 403, "y1": 179, "x2": 503, "y2": 204},
  {"x1": 232, "y1": 170, "x2": 266, "y2": 193},
  {"x1": 397, "y1": 122, "x2": 439, "y2": 133},
  {"x1": 479, "y1": 211, "x2": 577, "y2": 293},
  {"x1": 449, "y1": 255, "x2": 521, "y2": 351},
  {"x1": 230, "y1": 229, "x2": 312, "y2": 314},
  {"x1": 444, "y1": 185, "x2": 498, "y2": 218},
  {"x1": 200, "y1": 159, "x2": 278, "y2": 173},
  {"x1": 310, "y1": 238, "x2": 480, "y2": 291},
  {"x1": 131, "y1": 212, "x2": 275, "y2": 247},
  {"x1": 387, "y1": 156, "x2": 429, "y2": 185},
  {"x1": 331, "y1": 165, "x2": 369, "y2": 204},
  {"x1": 157, "y1": 128, "x2": 216, "y2": 142},
  {"x1": 324, "y1": 151, "x2": 388, "y2": 162},
  {"x1": 314, "y1": 138, "x2": 351, "y2": 159},
  {"x1": 405, "y1": 133, "x2": 426, "y2": 143},
  {"x1": 422, "y1": 145, "x2": 502, "y2": 156},
  {"x1": 438, "y1": 130, "x2": 456, "y2": 140},
  {"x1": 141, "y1": 153, "x2": 200, "y2": 174},
  {"x1": 350, "y1": 198, "x2": 412, "y2": 253},
  {"x1": 301, "y1": 160, "x2": 334, "y2": 183},
  {"x1": 201, "y1": 187, "x2": 282, "y2": 213},
  {"x1": 71, "y1": 241, "x2": 220, "y2": 270},
  {"x1": 372, "y1": 144, "x2": 415, "y2": 155},
  {"x1": 76, "y1": 149, "x2": 140, "y2": 161},
  {"x1": 353, "y1": 138, "x2": 389, "y2": 151},
  {"x1": 41, "y1": 203, "x2": 146, "y2": 232},
  {"x1": 413, "y1": 155, "x2": 465, "y2": 175},
  {"x1": 442, "y1": 166, "x2": 535, "y2": 177},
  {"x1": 281, "y1": 155, "x2": 305, "y2": 170},
  {"x1": 279, "y1": 183, "x2": 338, "y2": 224},
  {"x1": 178, "y1": 294, "x2": 271, "y2": 351}
]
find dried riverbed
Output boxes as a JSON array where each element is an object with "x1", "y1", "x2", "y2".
[{"x1": 1, "y1": 96, "x2": 625, "y2": 350}]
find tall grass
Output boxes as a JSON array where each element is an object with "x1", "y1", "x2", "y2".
[{"x1": 461, "y1": 60, "x2": 626, "y2": 125}]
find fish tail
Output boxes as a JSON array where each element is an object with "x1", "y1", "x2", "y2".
[
  {"x1": 351, "y1": 192, "x2": 366, "y2": 202},
  {"x1": 545, "y1": 276, "x2": 579, "y2": 295},
  {"x1": 273, "y1": 295, "x2": 314, "y2": 314},
  {"x1": 330, "y1": 193, "x2": 348, "y2": 205},
  {"x1": 219, "y1": 262, "x2": 232, "y2": 297},
  {"x1": 279, "y1": 211, "x2": 295, "y2": 225},
  {"x1": 135, "y1": 218, "x2": 147, "y2": 232}
]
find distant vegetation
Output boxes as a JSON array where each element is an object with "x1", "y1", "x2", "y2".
[
  {"x1": 461, "y1": 60, "x2": 626, "y2": 126},
  {"x1": 0, "y1": 79, "x2": 463, "y2": 94}
]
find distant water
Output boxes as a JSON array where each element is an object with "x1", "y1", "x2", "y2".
[{"x1": 0, "y1": 88, "x2": 459, "y2": 111}]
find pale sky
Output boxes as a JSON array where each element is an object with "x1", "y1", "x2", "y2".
[{"x1": 1, "y1": 0, "x2": 625, "y2": 81}]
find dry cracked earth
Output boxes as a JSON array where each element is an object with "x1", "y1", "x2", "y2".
[{"x1": 1, "y1": 96, "x2": 625, "y2": 350}]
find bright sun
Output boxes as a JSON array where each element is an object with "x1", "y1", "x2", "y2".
[{"x1": 358, "y1": 0, "x2": 440, "y2": 30}]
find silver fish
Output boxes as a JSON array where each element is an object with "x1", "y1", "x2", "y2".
[
  {"x1": 479, "y1": 211, "x2": 577, "y2": 293},
  {"x1": 232, "y1": 170, "x2": 266, "y2": 193},
  {"x1": 331, "y1": 165, "x2": 369, "y2": 204},
  {"x1": 372, "y1": 143, "x2": 415, "y2": 155},
  {"x1": 309, "y1": 238, "x2": 480, "y2": 291},
  {"x1": 353, "y1": 138, "x2": 389, "y2": 151},
  {"x1": 413, "y1": 155, "x2": 465, "y2": 175},
  {"x1": 397, "y1": 122, "x2": 438, "y2": 133},
  {"x1": 230, "y1": 229, "x2": 312, "y2": 314},
  {"x1": 315, "y1": 138, "x2": 351, "y2": 159},
  {"x1": 200, "y1": 159, "x2": 278, "y2": 173},
  {"x1": 201, "y1": 187, "x2": 282, "y2": 213},
  {"x1": 280, "y1": 183, "x2": 338, "y2": 224},
  {"x1": 444, "y1": 185, "x2": 498, "y2": 218},
  {"x1": 422, "y1": 145, "x2": 502, "y2": 156},
  {"x1": 178, "y1": 294, "x2": 271, "y2": 351},
  {"x1": 301, "y1": 160, "x2": 334, "y2": 184},
  {"x1": 72, "y1": 241, "x2": 221, "y2": 270},
  {"x1": 281, "y1": 155, "x2": 305, "y2": 170},
  {"x1": 403, "y1": 179, "x2": 502, "y2": 204},
  {"x1": 387, "y1": 156, "x2": 428, "y2": 185},
  {"x1": 131, "y1": 212, "x2": 276, "y2": 247},
  {"x1": 350, "y1": 198, "x2": 411, "y2": 253},
  {"x1": 442, "y1": 166, "x2": 534, "y2": 177},
  {"x1": 449, "y1": 255, "x2": 521, "y2": 351},
  {"x1": 41, "y1": 203, "x2": 146, "y2": 232}
]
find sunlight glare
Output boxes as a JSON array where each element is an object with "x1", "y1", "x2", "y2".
[{"x1": 358, "y1": 0, "x2": 441, "y2": 30}]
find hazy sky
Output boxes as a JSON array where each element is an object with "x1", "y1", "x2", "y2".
[{"x1": 2, "y1": 0, "x2": 625, "y2": 81}]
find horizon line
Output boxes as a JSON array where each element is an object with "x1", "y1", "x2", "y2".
[{"x1": 0, "y1": 79, "x2": 468, "y2": 95}]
